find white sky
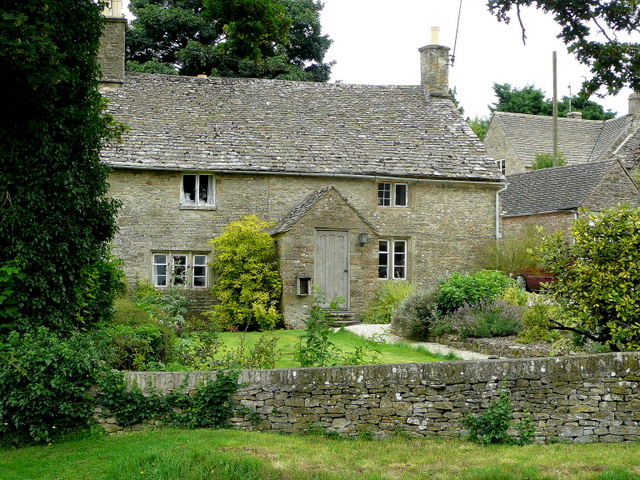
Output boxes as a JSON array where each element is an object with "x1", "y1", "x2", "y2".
[{"x1": 123, "y1": 0, "x2": 635, "y2": 119}]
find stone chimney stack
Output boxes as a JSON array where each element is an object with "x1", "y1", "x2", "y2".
[
  {"x1": 628, "y1": 92, "x2": 640, "y2": 119},
  {"x1": 567, "y1": 111, "x2": 583, "y2": 119},
  {"x1": 419, "y1": 27, "x2": 450, "y2": 98},
  {"x1": 97, "y1": 0, "x2": 126, "y2": 89}
]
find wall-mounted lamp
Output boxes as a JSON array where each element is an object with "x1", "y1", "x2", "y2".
[{"x1": 358, "y1": 232, "x2": 369, "y2": 247}]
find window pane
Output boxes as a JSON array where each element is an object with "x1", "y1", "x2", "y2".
[
  {"x1": 153, "y1": 254, "x2": 168, "y2": 286},
  {"x1": 395, "y1": 184, "x2": 408, "y2": 207},
  {"x1": 378, "y1": 240, "x2": 389, "y2": 279},
  {"x1": 393, "y1": 241, "x2": 406, "y2": 279},
  {"x1": 183, "y1": 175, "x2": 196, "y2": 203},
  {"x1": 192, "y1": 254, "x2": 207, "y2": 287},
  {"x1": 172, "y1": 254, "x2": 187, "y2": 286},
  {"x1": 377, "y1": 183, "x2": 391, "y2": 206},
  {"x1": 198, "y1": 175, "x2": 209, "y2": 204}
]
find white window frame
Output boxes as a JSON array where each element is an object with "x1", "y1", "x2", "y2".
[
  {"x1": 152, "y1": 252, "x2": 209, "y2": 288},
  {"x1": 496, "y1": 159, "x2": 506, "y2": 175},
  {"x1": 180, "y1": 174, "x2": 215, "y2": 207},
  {"x1": 378, "y1": 239, "x2": 407, "y2": 280},
  {"x1": 377, "y1": 182, "x2": 408, "y2": 207}
]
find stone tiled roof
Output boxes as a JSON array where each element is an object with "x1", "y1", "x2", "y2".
[
  {"x1": 101, "y1": 73, "x2": 503, "y2": 182},
  {"x1": 271, "y1": 186, "x2": 333, "y2": 235},
  {"x1": 502, "y1": 159, "x2": 616, "y2": 217},
  {"x1": 490, "y1": 112, "x2": 633, "y2": 168}
]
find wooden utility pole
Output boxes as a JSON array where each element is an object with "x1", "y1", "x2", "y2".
[{"x1": 552, "y1": 51, "x2": 558, "y2": 167}]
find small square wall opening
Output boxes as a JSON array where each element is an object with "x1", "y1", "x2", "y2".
[{"x1": 297, "y1": 276, "x2": 312, "y2": 296}]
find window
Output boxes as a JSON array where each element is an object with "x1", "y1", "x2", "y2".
[
  {"x1": 152, "y1": 252, "x2": 209, "y2": 288},
  {"x1": 377, "y1": 182, "x2": 408, "y2": 207},
  {"x1": 378, "y1": 239, "x2": 407, "y2": 280},
  {"x1": 181, "y1": 174, "x2": 214, "y2": 207},
  {"x1": 496, "y1": 159, "x2": 506, "y2": 175}
]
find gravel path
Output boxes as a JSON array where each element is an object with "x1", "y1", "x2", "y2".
[{"x1": 341, "y1": 323, "x2": 492, "y2": 360}]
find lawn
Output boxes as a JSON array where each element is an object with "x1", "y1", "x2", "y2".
[
  {"x1": 215, "y1": 328, "x2": 457, "y2": 368},
  {"x1": 2, "y1": 429, "x2": 640, "y2": 480}
]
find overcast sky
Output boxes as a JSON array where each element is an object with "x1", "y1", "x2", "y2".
[{"x1": 123, "y1": 0, "x2": 634, "y2": 119}]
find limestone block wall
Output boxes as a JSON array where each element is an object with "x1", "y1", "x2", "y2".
[
  {"x1": 100, "y1": 353, "x2": 640, "y2": 443},
  {"x1": 108, "y1": 168, "x2": 499, "y2": 325},
  {"x1": 502, "y1": 211, "x2": 576, "y2": 238}
]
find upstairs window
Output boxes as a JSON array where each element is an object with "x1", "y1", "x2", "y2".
[
  {"x1": 495, "y1": 159, "x2": 506, "y2": 175},
  {"x1": 378, "y1": 182, "x2": 408, "y2": 207},
  {"x1": 152, "y1": 252, "x2": 208, "y2": 288},
  {"x1": 181, "y1": 174, "x2": 214, "y2": 207},
  {"x1": 378, "y1": 239, "x2": 407, "y2": 280}
]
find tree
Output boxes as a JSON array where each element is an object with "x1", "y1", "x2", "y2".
[
  {"x1": 467, "y1": 116, "x2": 490, "y2": 140},
  {"x1": 488, "y1": 0, "x2": 640, "y2": 97},
  {"x1": 490, "y1": 83, "x2": 616, "y2": 120},
  {"x1": 205, "y1": 215, "x2": 282, "y2": 331},
  {"x1": 541, "y1": 205, "x2": 640, "y2": 351},
  {"x1": 491, "y1": 83, "x2": 550, "y2": 116},
  {"x1": 531, "y1": 152, "x2": 566, "y2": 170},
  {"x1": 0, "y1": 0, "x2": 122, "y2": 334},
  {"x1": 126, "y1": 0, "x2": 333, "y2": 81}
]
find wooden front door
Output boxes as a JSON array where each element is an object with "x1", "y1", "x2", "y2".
[{"x1": 315, "y1": 230, "x2": 349, "y2": 310}]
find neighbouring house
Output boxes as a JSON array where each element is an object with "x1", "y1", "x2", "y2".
[
  {"x1": 98, "y1": 3, "x2": 504, "y2": 328},
  {"x1": 501, "y1": 158, "x2": 640, "y2": 237},
  {"x1": 484, "y1": 99, "x2": 640, "y2": 175}
]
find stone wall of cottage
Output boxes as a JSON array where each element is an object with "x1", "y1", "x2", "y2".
[
  {"x1": 97, "y1": 353, "x2": 640, "y2": 443},
  {"x1": 583, "y1": 163, "x2": 640, "y2": 211},
  {"x1": 108, "y1": 169, "x2": 498, "y2": 326},
  {"x1": 502, "y1": 211, "x2": 576, "y2": 238},
  {"x1": 484, "y1": 122, "x2": 527, "y2": 175}
]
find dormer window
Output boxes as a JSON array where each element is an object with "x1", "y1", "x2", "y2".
[
  {"x1": 378, "y1": 182, "x2": 408, "y2": 207},
  {"x1": 181, "y1": 174, "x2": 214, "y2": 207}
]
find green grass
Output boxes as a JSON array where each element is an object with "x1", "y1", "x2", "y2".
[
  {"x1": 216, "y1": 328, "x2": 457, "y2": 368},
  {"x1": 2, "y1": 429, "x2": 640, "y2": 480}
]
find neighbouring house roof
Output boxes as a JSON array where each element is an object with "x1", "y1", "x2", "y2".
[
  {"x1": 488, "y1": 111, "x2": 634, "y2": 168},
  {"x1": 101, "y1": 73, "x2": 503, "y2": 182},
  {"x1": 502, "y1": 159, "x2": 619, "y2": 217}
]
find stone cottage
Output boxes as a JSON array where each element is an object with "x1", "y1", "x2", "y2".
[
  {"x1": 501, "y1": 159, "x2": 640, "y2": 237},
  {"x1": 98, "y1": 2, "x2": 504, "y2": 328},
  {"x1": 484, "y1": 99, "x2": 640, "y2": 175}
]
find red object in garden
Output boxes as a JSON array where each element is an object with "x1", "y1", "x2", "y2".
[{"x1": 515, "y1": 267, "x2": 555, "y2": 291}]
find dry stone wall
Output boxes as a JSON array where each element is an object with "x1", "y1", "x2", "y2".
[{"x1": 98, "y1": 353, "x2": 640, "y2": 443}]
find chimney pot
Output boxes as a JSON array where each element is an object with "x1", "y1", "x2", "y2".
[{"x1": 431, "y1": 27, "x2": 440, "y2": 45}]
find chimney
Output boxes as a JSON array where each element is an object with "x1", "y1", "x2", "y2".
[
  {"x1": 97, "y1": 0, "x2": 126, "y2": 89},
  {"x1": 629, "y1": 92, "x2": 640, "y2": 118},
  {"x1": 566, "y1": 111, "x2": 582, "y2": 119},
  {"x1": 419, "y1": 27, "x2": 450, "y2": 98}
]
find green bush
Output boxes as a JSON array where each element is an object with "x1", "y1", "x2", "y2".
[
  {"x1": 462, "y1": 386, "x2": 535, "y2": 445},
  {"x1": 437, "y1": 270, "x2": 515, "y2": 314},
  {"x1": 448, "y1": 299, "x2": 524, "y2": 339},
  {"x1": 0, "y1": 328, "x2": 102, "y2": 445},
  {"x1": 360, "y1": 281, "x2": 414, "y2": 324},
  {"x1": 474, "y1": 225, "x2": 545, "y2": 276},
  {"x1": 98, "y1": 297, "x2": 177, "y2": 371},
  {"x1": 133, "y1": 281, "x2": 193, "y2": 332},
  {"x1": 541, "y1": 205, "x2": 640, "y2": 350},
  {"x1": 0, "y1": 261, "x2": 24, "y2": 333},
  {"x1": 391, "y1": 288, "x2": 442, "y2": 341},
  {"x1": 205, "y1": 215, "x2": 282, "y2": 331},
  {"x1": 518, "y1": 297, "x2": 563, "y2": 344},
  {"x1": 97, "y1": 369, "x2": 241, "y2": 429}
]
